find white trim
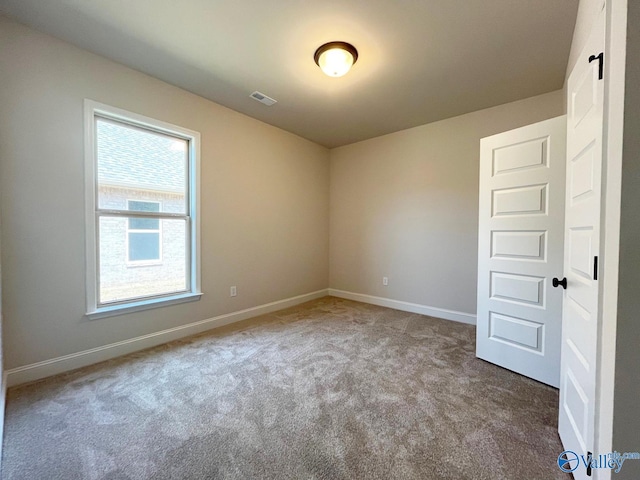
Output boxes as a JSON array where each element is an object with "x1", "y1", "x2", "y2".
[
  {"x1": 191, "y1": 123, "x2": 201, "y2": 299},
  {"x1": 87, "y1": 291, "x2": 202, "y2": 320},
  {"x1": 6, "y1": 289, "x2": 329, "y2": 387},
  {"x1": 328, "y1": 289, "x2": 477, "y2": 325},
  {"x1": 84, "y1": 100, "x2": 99, "y2": 315},
  {"x1": 84, "y1": 99, "x2": 201, "y2": 314},
  {"x1": 0, "y1": 370, "x2": 6, "y2": 473},
  {"x1": 593, "y1": 0, "x2": 626, "y2": 475}
]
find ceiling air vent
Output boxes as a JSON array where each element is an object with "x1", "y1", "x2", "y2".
[{"x1": 250, "y1": 91, "x2": 277, "y2": 106}]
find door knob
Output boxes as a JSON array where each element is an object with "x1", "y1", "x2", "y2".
[{"x1": 553, "y1": 277, "x2": 567, "y2": 289}]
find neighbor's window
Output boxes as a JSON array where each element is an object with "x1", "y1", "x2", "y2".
[
  {"x1": 85, "y1": 100, "x2": 201, "y2": 318},
  {"x1": 126, "y1": 200, "x2": 162, "y2": 264}
]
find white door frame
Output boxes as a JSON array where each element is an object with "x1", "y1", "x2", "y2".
[{"x1": 592, "y1": 0, "x2": 627, "y2": 476}]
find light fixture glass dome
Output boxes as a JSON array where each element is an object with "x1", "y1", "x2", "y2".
[
  {"x1": 318, "y1": 47, "x2": 353, "y2": 77},
  {"x1": 314, "y1": 42, "x2": 358, "y2": 77}
]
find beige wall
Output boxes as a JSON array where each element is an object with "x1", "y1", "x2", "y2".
[
  {"x1": 0, "y1": 17, "x2": 330, "y2": 370},
  {"x1": 329, "y1": 91, "x2": 563, "y2": 316}
]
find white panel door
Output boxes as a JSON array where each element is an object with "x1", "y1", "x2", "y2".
[
  {"x1": 558, "y1": 7, "x2": 605, "y2": 477},
  {"x1": 477, "y1": 116, "x2": 566, "y2": 387}
]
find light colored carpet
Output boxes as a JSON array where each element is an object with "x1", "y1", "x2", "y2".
[{"x1": 2, "y1": 297, "x2": 566, "y2": 479}]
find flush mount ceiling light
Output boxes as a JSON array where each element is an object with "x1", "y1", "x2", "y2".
[{"x1": 314, "y1": 41, "x2": 358, "y2": 77}]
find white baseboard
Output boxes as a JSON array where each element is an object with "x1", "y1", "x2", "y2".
[
  {"x1": 6, "y1": 288, "x2": 475, "y2": 387},
  {"x1": 6, "y1": 289, "x2": 329, "y2": 388},
  {"x1": 1, "y1": 310, "x2": 5, "y2": 473},
  {"x1": 0, "y1": 370, "x2": 6, "y2": 473},
  {"x1": 328, "y1": 289, "x2": 476, "y2": 325},
  {"x1": 0, "y1": 370, "x2": 5, "y2": 455}
]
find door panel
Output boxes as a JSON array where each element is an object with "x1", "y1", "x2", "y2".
[
  {"x1": 558, "y1": 7, "x2": 605, "y2": 479},
  {"x1": 572, "y1": 67, "x2": 597, "y2": 128},
  {"x1": 492, "y1": 184, "x2": 547, "y2": 216},
  {"x1": 492, "y1": 137, "x2": 548, "y2": 175},
  {"x1": 569, "y1": 228, "x2": 595, "y2": 280},
  {"x1": 491, "y1": 230, "x2": 546, "y2": 260},
  {"x1": 570, "y1": 145, "x2": 596, "y2": 199},
  {"x1": 564, "y1": 369, "x2": 589, "y2": 452},
  {"x1": 490, "y1": 272, "x2": 545, "y2": 306},
  {"x1": 489, "y1": 312, "x2": 543, "y2": 352},
  {"x1": 477, "y1": 116, "x2": 566, "y2": 387}
]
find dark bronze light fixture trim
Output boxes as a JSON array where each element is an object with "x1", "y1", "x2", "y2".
[{"x1": 313, "y1": 41, "x2": 359, "y2": 66}]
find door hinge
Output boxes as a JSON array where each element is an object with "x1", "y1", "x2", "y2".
[
  {"x1": 594, "y1": 256, "x2": 599, "y2": 280},
  {"x1": 589, "y1": 52, "x2": 604, "y2": 80},
  {"x1": 587, "y1": 451, "x2": 593, "y2": 476}
]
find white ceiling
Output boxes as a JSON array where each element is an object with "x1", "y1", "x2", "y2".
[{"x1": 0, "y1": 0, "x2": 578, "y2": 148}]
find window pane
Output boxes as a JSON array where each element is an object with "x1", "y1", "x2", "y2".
[
  {"x1": 129, "y1": 217, "x2": 159, "y2": 230},
  {"x1": 128, "y1": 200, "x2": 160, "y2": 213},
  {"x1": 128, "y1": 201, "x2": 160, "y2": 230},
  {"x1": 128, "y1": 232, "x2": 160, "y2": 261},
  {"x1": 96, "y1": 118, "x2": 187, "y2": 214},
  {"x1": 99, "y1": 216, "x2": 188, "y2": 304}
]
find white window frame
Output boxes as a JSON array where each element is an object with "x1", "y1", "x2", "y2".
[
  {"x1": 84, "y1": 100, "x2": 201, "y2": 319},
  {"x1": 125, "y1": 200, "x2": 163, "y2": 266}
]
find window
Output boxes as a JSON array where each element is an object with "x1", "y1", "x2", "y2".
[
  {"x1": 85, "y1": 100, "x2": 201, "y2": 318},
  {"x1": 126, "y1": 200, "x2": 161, "y2": 264}
]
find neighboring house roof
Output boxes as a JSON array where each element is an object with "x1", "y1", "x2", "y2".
[{"x1": 97, "y1": 118, "x2": 186, "y2": 193}]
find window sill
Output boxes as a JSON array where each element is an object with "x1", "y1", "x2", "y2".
[{"x1": 86, "y1": 292, "x2": 202, "y2": 320}]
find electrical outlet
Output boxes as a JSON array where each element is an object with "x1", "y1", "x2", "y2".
[
  {"x1": 383, "y1": 276, "x2": 389, "y2": 286},
  {"x1": 230, "y1": 286, "x2": 237, "y2": 297}
]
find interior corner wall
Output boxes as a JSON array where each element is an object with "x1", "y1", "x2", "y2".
[
  {"x1": 612, "y1": 0, "x2": 640, "y2": 476},
  {"x1": 328, "y1": 91, "x2": 564, "y2": 318},
  {"x1": 0, "y1": 16, "x2": 330, "y2": 372}
]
